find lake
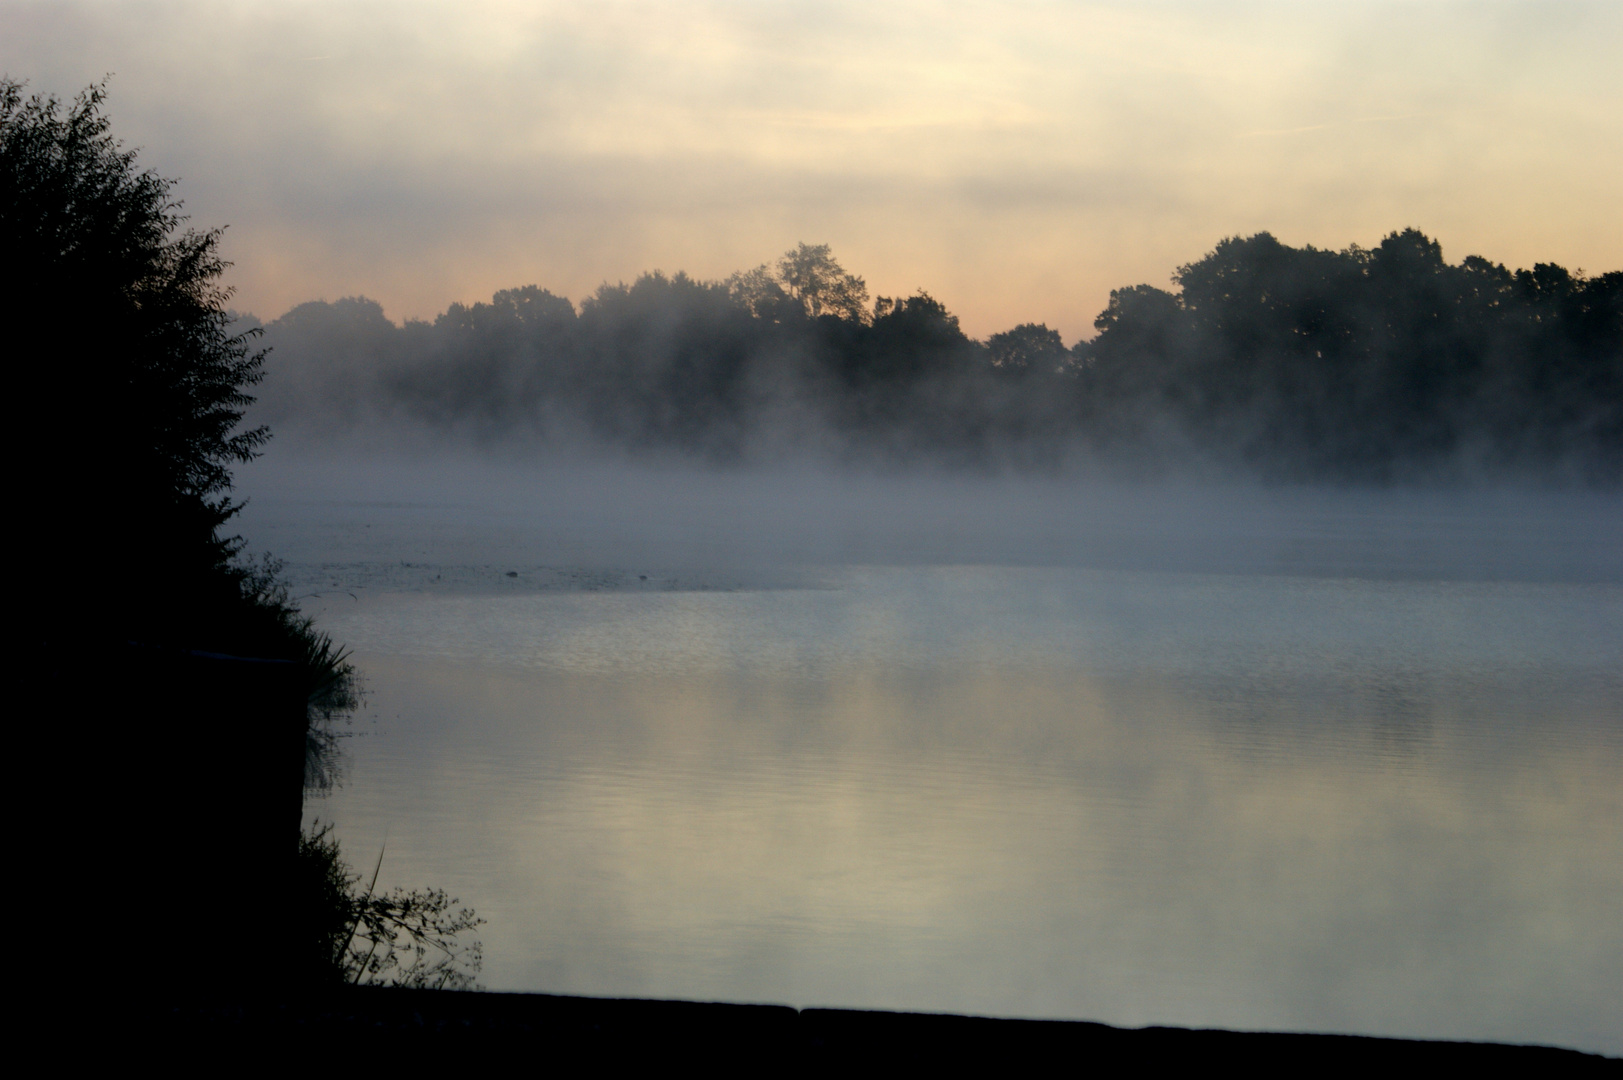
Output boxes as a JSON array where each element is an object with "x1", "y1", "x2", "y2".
[{"x1": 238, "y1": 454, "x2": 1622, "y2": 1054}]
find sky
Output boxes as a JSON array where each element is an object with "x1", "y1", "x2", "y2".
[{"x1": 4, "y1": 0, "x2": 1619, "y2": 341}]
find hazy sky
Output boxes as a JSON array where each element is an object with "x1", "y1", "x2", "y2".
[{"x1": 5, "y1": 1, "x2": 1618, "y2": 340}]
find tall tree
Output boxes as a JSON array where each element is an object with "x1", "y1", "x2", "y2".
[
  {"x1": 776, "y1": 242, "x2": 871, "y2": 322},
  {"x1": 2, "y1": 79, "x2": 269, "y2": 646}
]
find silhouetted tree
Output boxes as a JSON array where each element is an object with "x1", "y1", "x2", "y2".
[
  {"x1": 778, "y1": 242, "x2": 870, "y2": 322},
  {"x1": 1082, "y1": 229, "x2": 1621, "y2": 479},
  {"x1": 988, "y1": 323, "x2": 1067, "y2": 377},
  {"x1": 5, "y1": 80, "x2": 391, "y2": 998},
  {"x1": 2, "y1": 78, "x2": 272, "y2": 647},
  {"x1": 573, "y1": 271, "x2": 767, "y2": 456},
  {"x1": 726, "y1": 262, "x2": 802, "y2": 323},
  {"x1": 253, "y1": 297, "x2": 400, "y2": 430}
]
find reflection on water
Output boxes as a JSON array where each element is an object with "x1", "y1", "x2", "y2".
[{"x1": 305, "y1": 567, "x2": 1621, "y2": 1054}]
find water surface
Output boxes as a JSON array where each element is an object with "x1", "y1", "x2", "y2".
[{"x1": 241, "y1": 459, "x2": 1622, "y2": 1053}]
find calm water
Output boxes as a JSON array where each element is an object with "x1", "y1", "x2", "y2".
[{"x1": 242, "y1": 458, "x2": 1622, "y2": 1053}]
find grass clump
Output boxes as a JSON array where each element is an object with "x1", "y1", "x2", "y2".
[{"x1": 295, "y1": 823, "x2": 484, "y2": 990}]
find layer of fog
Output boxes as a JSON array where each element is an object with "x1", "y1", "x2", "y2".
[{"x1": 234, "y1": 444, "x2": 1623, "y2": 594}]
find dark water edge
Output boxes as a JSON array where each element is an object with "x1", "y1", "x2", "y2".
[{"x1": 135, "y1": 988, "x2": 1614, "y2": 1066}]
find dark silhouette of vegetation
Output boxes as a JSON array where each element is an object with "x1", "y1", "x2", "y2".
[
  {"x1": 4, "y1": 78, "x2": 480, "y2": 991},
  {"x1": 1082, "y1": 230, "x2": 1621, "y2": 480},
  {"x1": 296, "y1": 824, "x2": 483, "y2": 990},
  {"x1": 2, "y1": 78, "x2": 281, "y2": 652},
  {"x1": 3, "y1": 74, "x2": 361, "y2": 771},
  {"x1": 730, "y1": 241, "x2": 872, "y2": 322},
  {"x1": 255, "y1": 234, "x2": 1619, "y2": 482}
]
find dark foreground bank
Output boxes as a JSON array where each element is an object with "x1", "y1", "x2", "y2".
[{"x1": 135, "y1": 988, "x2": 1613, "y2": 1067}]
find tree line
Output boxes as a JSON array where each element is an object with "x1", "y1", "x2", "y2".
[{"x1": 253, "y1": 235, "x2": 1620, "y2": 482}]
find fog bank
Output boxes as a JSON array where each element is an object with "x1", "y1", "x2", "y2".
[{"x1": 234, "y1": 446, "x2": 1623, "y2": 591}]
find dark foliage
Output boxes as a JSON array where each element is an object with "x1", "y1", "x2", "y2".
[
  {"x1": 294, "y1": 824, "x2": 483, "y2": 990},
  {"x1": 1084, "y1": 230, "x2": 1623, "y2": 480},
  {"x1": 4, "y1": 78, "x2": 495, "y2": 997},
  {"x1": 3, "y1": 74, "x2": 365, "y2": 789},
  {"x1": 255, "y1": 234, "x2": 1620, "y2": 482},
  {"x1": 1, "y1": 77, "x2": 293, "y2": 650},
  {"x1": 3, "y1": 74, "x2": 365, "y2": 814}
]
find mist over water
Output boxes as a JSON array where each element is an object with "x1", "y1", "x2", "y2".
[
  {"x1": 238, "y1": 446, "x2": 1622, "y2": 1053},
  {"x1": 238, "y1": 445, "x2": 1623, "y2": 588}
]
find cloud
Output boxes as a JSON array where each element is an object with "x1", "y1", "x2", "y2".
[{"x1": 4, "y1": 0, "x2": 1619, "y2": 336}]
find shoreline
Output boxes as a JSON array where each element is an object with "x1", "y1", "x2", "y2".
[{"x1": 143, "y1": 987, "x2": 1616, "y2": 1065}]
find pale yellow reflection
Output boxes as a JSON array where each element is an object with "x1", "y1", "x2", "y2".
[{"x1": 320, "y1": 656, "x2": 1622, "y2": 1053}]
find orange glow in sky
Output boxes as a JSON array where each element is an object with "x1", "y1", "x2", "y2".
[{"x1": 5, "y1": 1, "x2": 1618, "y2": 340}]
